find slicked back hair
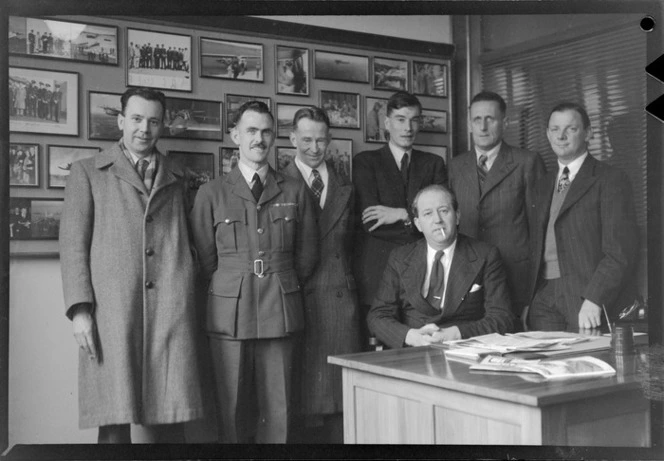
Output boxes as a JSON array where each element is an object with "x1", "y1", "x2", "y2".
[
  {"x1": 548, "y1": 102, "x2": 591, "y2": 129},
  {"x1": 386, "y1": 91, "x2": 421, "y2": 116},
  {"x1": 120, "y1": 87, "x2": 166, "y2": 120},
  {"x1": 412, "y1": 184, "x2": 459, "y2": 217}
]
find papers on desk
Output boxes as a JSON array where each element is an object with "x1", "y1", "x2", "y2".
[{"x1": 469, "y1": 355, "x2": 616, "y2": 380}]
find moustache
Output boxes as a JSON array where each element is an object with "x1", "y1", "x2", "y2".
[{"x1": 251, "y1": 143, "x2": 267, "y2": 150}]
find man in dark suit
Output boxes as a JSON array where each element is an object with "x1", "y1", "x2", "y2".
[
  {"x1": 527, "y1": 102, "x2": 638, "y2": 331},
  {"x1": 283, "y1": 107, "x2": 360, "y2": 443},
  {"x1": 368, "y1": 185, "x2": 516, "y2": 348},
  {"x1": 448, "y1": 91, "x2": 545, "y2": 322},
  {"x1": 353, "y1": 91, "x2": 448, "y2": 346},
  {"x1": 191, "y1": 101, "x2": 318, "y2": 443}
]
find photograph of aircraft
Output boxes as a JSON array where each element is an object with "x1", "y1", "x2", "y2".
[{"x1": 200, "y1": 38, "x2": 263, "y2": 81}]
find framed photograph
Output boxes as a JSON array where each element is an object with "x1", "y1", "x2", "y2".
[
  {"x1": 126, "y1": 28, "x2": 192, "y2": 92},
  {"x1": 9, "y1": 16, "x2": 118, "y2": 65},
  {"x1": 420, "y1": 108, "x2": 448, "y2": 133},
  {"x1": 326, "y1": 138, "x2": 352, "y2": 178},
  {"x1": 225, "y1": 94, "x2": 271, "y2": 132},
  {"x1": 163, "y1": 97, "x2": 222, "y2": 141},
  {"x1": 276, "y1": 45, "x2": 309, "y2": 95},
  {"x1": 365, "y1": 96, "x2": 389, "y2": 143},
  {"x1": 415, "y1": 144, "x2": 448, "y2": 163},
  {"x1": 219, "y1": 147, "x2": 240, "y2": 176},
  {"x1": 9, "y1": 197, "x2": 63, "y2": 241},
  {"x1": 314, "y1": 50, "x2": 369, "y2": 83},
  {"x1": 88, "y1": 91, "x2": 122, "y2": 141},
  {"x1": 320, "y1": 90, "x2": 360, "y2": 129},
  {"x1": 412, "y1": 61, "x2": 448, "y2": 98},
  {"x1": 200, "y1": 37, "x2": 264, "y2": 81},
  {"x1": 167, "y1": 151, "x2": 214, "y2": 198},
  {"x1": 372, "y1": 56, "x2": 409, "y2": 91},
  {"x1": 275, "y1": 147, "x2": 297, "y2": 171},
  {"x1": 9, "y1": 143, "x2": 40, "y2": 188},
  {"x1": 47, "y1": 145, "x2": 100, "y2": 188},
  {"x1": 277, "y1": 103, "x2": 311, "y2": 138},
  {"x1": 9, "y1": 66, "x2": 78, "y2": 136}
]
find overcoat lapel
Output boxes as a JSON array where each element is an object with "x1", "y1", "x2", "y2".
[
  {"x1": 97, "y1": 143, "x2": 147, "y2": 195},
  {"x1": 557, "y1": 156, "x2": 598, "y2": 219},
  {"x1": 151, "y1": 153, "x2": 183, "y2": 196},
  {"x1": 401, "y1": 240, "x2": 442, "y2": 317},
  {"x1": 480, "y1": 144, "x2": 518, "y2": 200},
  {"x1": 442, "y1": 236, "x2": 481, "y2": 315},
  {"x1": 318, "y1": 165, "x2": 351, "y2": 239}
]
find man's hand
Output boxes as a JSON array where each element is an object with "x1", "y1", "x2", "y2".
[
  {"x1": 362, "y1": 206, "x2": 408, "y2": 232},
  {"x1": 73, "y1": 308, "x2": 98, "y2": 361},
  {"x1": 405, "y1": 323, "x2": 440, "y2": 347},
  {"x1": 578, "y1": 299, "x2": 602, "y2": 330},
  {"x1": 430, "y1": 326, "x2": 462, "y2": 343}
]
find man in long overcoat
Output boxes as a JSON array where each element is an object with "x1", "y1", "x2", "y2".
[
  {"x1": 60, "y1": 87, "x2": 205, "y2": 443},
  {"x1": 283, "y1": 107, "x2": 361, "y2": 443}
]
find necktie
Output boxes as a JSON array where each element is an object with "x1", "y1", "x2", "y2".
[
  {"x1": 558, "y1": 167, "x2": 570, "y2": 193},
  {"x1": 136, "y1": 159, "x2": 149, "y2": 180},
  {"x1": 311, "y1": 169, "x2": 324, "y2": 201},
  {"x1": 400, "y1": 153, "x2": 409, "y2": 186},
  {"x1": 251, "y1": 173, "x2": 263, "y2": 202},
  {"x1": 426, "y1": 250, "x2": 445, "y2": 309},
  {"x1": 477, "y1": 154, "x2": 488, "y2": 183}
]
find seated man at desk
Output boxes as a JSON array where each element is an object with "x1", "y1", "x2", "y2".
[{"x1": 367, "y1": 185, "x2": 517, "y2": 349}]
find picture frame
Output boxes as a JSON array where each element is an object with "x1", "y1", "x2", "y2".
[
  {"x1": 167, "y1": 151, "x2": 215, "y2": 198},
  {"x1": 9, "y1": 143, "x2": 40, "y2": 188},
  {"x1": 320, "y1": 90, "x2": 360, "y2": 129},
  {"x1": 412, "y1": 61, "x2": 448, "y2": 98},
  {"x1": 276, "y1": 103, "x2": 311, "y2": 138},
  {"x1": 326, "y1": 138, "x2": 353, "y2": 178},
  {"x1": 47, "y1": 145, "x2": 100, "y2": 188},
  {"x1": 162, "y1": 97, "x2": 223, "y2": 141},
  {"x1": 365, "y1": 96, "x2": 389, "y2": 143},
  {"x1": 9, "y1": 16, "x2": 119, "y2": 65},
  {"x1": 200, "y1": 37, "x2": 264, "y2": 82},
  {"x1": 9, "y1": 197, "x2": 63, "y2": 241},
  {"x1": 225, "y1": 94, "x2": 271, "y2": 132},
  {"x1": 420, "y1": 108, "x2": 448, "y2": 133},
  {"x1": 414, "y1": 144, "x2": 448, "y2": 163},
  {"x1": 275, "y1": 45, "x2": 309, "y2": 96},
  {"x1": 126, "y1": 28, "x2": 192, "y2": 92},
  {"x1": 372, "y1": 56, "x2": 409, "y2": 92},
  {"x1": 275, "y1": 147, "x2": 297, "y2": 171},
  {"x1": 219, "y1": 147, "x2": 240, "y2": 176},
  {"x1": 9, "y1": 66, "x2": 79, "y2": 136},
  {"x1": 88, "y1": 91, "x2": 122, "y2": 141},
  {"x1": 314, "y1": 50, "x2": 369, "y2": 83}
]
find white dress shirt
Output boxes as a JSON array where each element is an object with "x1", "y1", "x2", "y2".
[
  {"x1": 557, "y1": 151, "x2": 588, "y2": 184},
  {"x1": 238, "y1": 160, "x2": 269, "y2": 188},
  {"x1": 474, "y1": 141, "x2": 502, "y2": 171},
  {"x1": 421, "y1": 239, "x2": 457, "y2": 309},
  {"x1": 294, "y1": 157, "x2": 329, "y2": 208},
  {"x1": 388, "y1": 141, "x2": 411, "y2": 171}
]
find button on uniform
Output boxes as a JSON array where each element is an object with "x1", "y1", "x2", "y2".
[
  {"x1": 257, "y1": 228, "x2": 264, "y2": 234},
  {"x1": 258, "y1": 251, "x2": 265, "y2": 256}
]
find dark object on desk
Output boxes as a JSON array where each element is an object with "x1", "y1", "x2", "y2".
[{"x1": 612, "y1": 325, "x2": 636, "y2": 356}]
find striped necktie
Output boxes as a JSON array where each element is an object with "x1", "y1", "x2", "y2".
[{"x1": 477, "y1": 154, "x2": 488, "y2": 183}]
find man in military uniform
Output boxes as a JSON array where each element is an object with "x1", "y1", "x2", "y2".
[
  {"x1": 191, "y1": 101, "x2": 319, "y2": 443},
  {"x1": 51, "y1": 84, "x2": 62, "y2": 123}
]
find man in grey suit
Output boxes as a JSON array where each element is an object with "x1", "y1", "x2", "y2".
[
  {"x1": 527, "y1": 102, "x2": 638, "y2": 331},
  {"x1": 448, "y1": 91, "x2": 545, "y2": 322},
  {"x1": 283, "y1": 107, "x2": 361, "y2": 443}
]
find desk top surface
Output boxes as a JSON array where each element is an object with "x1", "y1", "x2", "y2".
[{"x1": 329, "y1": 343, "x2": 648, "y2": 407}]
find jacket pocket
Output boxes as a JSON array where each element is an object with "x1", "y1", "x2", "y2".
[
  {"x1": 276, "y1": 270, "x2": 304, "y2": 333},
  {"x1": 214, "y1": 208, "x2": 247, "y2": 252},
  {"x1": 206, "y1": 273, "x2": 243, "y2": 337},
  {"x1": 269, "y1": 204, "x2": 298, "y2": 251}
]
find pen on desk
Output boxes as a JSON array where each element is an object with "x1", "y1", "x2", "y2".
[{"x1": 602, "y1": 304, "x2": 612, "y2": 334}]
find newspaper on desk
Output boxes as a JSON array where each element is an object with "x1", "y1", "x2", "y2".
[{"x1": 469, "y1": 355, "x2": 616, "y2": 380}]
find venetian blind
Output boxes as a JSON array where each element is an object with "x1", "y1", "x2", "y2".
[{"x1": 480, "y1": 21, "x2": 647, "y2": 229}]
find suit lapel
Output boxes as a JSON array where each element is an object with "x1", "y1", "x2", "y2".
[
  {"x1": 319, "y1": 164, "x2": 352, "y2": 239},
  {"x1": 443, "y1": 236, "x2": 480, "y2": 315},
  {"x1": 480, "y1": 144, "x2": 518, "y2": 200},
  {"x1": 557, "y1": 156, "x2": 598, "y2": 219},
  {"x1": 100, "y1": 143, "x2": 149, "y2": 195},
  {"x1": 402, "y1": 240, "x2": 442, "y2": 317},
  {"x1": 459, "y1": 152, "x2": 481, "y2": 204}
]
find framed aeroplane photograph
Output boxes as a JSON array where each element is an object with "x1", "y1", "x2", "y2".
[
  {"x1": 225, "y1": 94, "x2": 271, "y2": 132},
  {"x1": 167, "y1": 151, "x2": 214, "y2": 200},
  {"x1": 412, "y1": 61, "x2": 448, "y2": 98},
  {"x1": 275, "y1": 147, "x2": 297, "y2": 171},
  {"x1": 47, "y1": 145, "x2": 100, "y2": 188},
  {"x1": 162, "y1": 97, "x2": 223, "y2": 141},
  {"x1": 9, "y1": 66, "x2": 79, "y2": 136},
  {"x1": 126, "y1": 28, "x2": 192, "y2": 92},
  {"x1": 276, "y1": 103, "x2": 311, "y2": 138},
  {"x1": 314, "y1": 50, "x2": 369, "y2": 83},
  {"x1": 200, "y1": 37, "x2": 264, "y2": 82},
  {"x1": 9, "y1": 197, "x2": 63, "y2": 241},
  {"x1": 372, "y1": 56, "x2": 408, "y2": 91},
  {"x1": 88, "y1": 91, "x2": 122, "y2": 141},
  {"x1": 320, "y1": 90, "x2": 360, "y2": 129},
  {"x1": 9, "y1": 16, "x2": 119, "y2": 65},
  {"x1": 276, "y1": 45, "x2": 309, "y2": 96},
  {"x1": 420, "y1": 108, "x2": 448, "y2": 133},
  {"x1": 9, "y1": 143, "x2": 40, "y2": 188}
]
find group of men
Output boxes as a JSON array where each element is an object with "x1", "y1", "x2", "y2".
[
  {"x1": 9, "y1": 145, "x2": 37, "y2": 186},
  {"x1": 10, "y1": 79, "x2": 62, "y2": 121},
  {"x1": 129, "y1": 42, "x2": 190, "y2": 72},
  {"x1": 60, "y1": 86, "x2": 638, "y2": 445}
]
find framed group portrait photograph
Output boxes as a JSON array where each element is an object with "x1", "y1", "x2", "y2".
[
  {"x1": 225, "y1": 94, "x2": 271, "y2": 132},
  {"x1": 9, "y1": 197, "x2": 63, "y2": 241},
  {"x1": 276, "y1": 103, "x2": 311, "y2": 138},
  {"x1": 219, "y1": 147, "x2": 240, "y2": 176},
  {"x1": 275, "y1": 147, "x2": 297, "y2": 171},
  {"x1": 47, "y1": 145, "x2": 100, "y2": 188},
  {"x1": 365, "y1": 96, "x2": 389, "y2": 143},
  {"x1": 200, "y1": 37, "x2": 264, "y2": 81},
  {"x1": 320, "y1": 90, "x2": 360, "y2": 129},
  {"x1": 9, "y1": 16, "x2": 118, "y2": 65},
  {"x1": 88, "y1": 91, "x2": 122, "y2": 141},
  {"x1": 10, "y1": 66, "x2": 79, "y2": 136},
  {"x1": 276, "y1": 45, "x2": 309, "y2": 96},
  {"x1": 9, "y1": 143, "x2": 40, "y2": 188},
  {"x1": 326, "y1": 138, "x2": 352, "y2": 178},
  {"x1": 314, "y1": 50, "x2": 369, "y2": 83},
  {"x1": 420, "y1": 108, "x2": 448, "y2": 133},
  {"x1": 162, "y1": 97, "x2": 223, "y2": 141},
  {"x1": 412, "y1": 61, "x2": 448, "y2": 98},
  {"x1": 126, "y1": 28, "x2": 192, "y2": 92},
  {"x1": 372, "y1": 56, "x2": 409, "y2": 92}
]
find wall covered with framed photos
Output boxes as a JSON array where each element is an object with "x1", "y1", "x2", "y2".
[{"x1": 8, "y1": 14, "x2": 453, "y2": 256}]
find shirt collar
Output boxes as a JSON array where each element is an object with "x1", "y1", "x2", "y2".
[
  {"x1": 426, "y1": 238, "x2": 458, "y2": 262},
  {"x1": 119, "y1": 139, "x2": 155, "y2": 167},
  {"x1": 388, "y1": 141, "x2": 412, "y2": 167},
  {"x1": 294, "y1": 156, "x2": 328, "y2": 182},
  {"x1": 474, "y1": 141, "x2": 502, "y2": 167},
  {"x1": 237, "y1": 159, "x2": 269, "y2": 185},
  {"x1": 558, "y1": 151, "x2": 588, "y2": 182}
]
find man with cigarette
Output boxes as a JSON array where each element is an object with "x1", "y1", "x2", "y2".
[{"x1": 367, "y1": 185, "x2": 516, "y2": 348}]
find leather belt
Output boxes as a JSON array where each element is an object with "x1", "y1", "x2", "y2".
[{"x1": 217, "y1": 256, "x2": 294, "y2": 278}]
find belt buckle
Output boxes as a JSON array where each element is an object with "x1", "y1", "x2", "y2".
[{"x1": 253, "y1": 259, "x2": 265, "y2": 278}]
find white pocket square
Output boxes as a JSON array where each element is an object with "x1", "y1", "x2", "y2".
[{"x1": 469, "y1": 284, "x2": 482, "y2": 293}]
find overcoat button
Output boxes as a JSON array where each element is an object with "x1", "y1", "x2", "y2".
[
  {"x1": 145, "y1": 281, "x2": 154, "y2": 289},
  {"x1": 145, "y1": 248, "x2": 154, "y2": 256},
  {"x1": 257, "y1": 205, "x2": 262, "y2": 210}
]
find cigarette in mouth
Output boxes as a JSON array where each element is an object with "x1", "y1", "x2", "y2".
[{"x1": 438, "y1": 228, "x2": 446, "y2": 238}]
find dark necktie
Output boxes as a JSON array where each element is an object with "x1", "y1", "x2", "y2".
[
  {"x1": 400, "y1": 153, "x2": 409, "y2": 186},
  {"x1": 426, "y1": 250, "x2": 445, "y2": 309},
  {"x1": 251, "y1": 173, "x2": 263, "y2": 202},
  {"x1": 557, "y1": 166, "x2": 570, "y2": 193},
  {"x1": 311, "y1": 169, "x2": 324, "y2": 201},
  {"x1": 477, "y1": 154, "x2": 488, "y2": 183}
]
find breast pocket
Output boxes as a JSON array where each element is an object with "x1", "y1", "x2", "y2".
[
  {"x1": 269, "y1": 204, "x2": 298, "y2": 251},
  {"x1": 214, "y1": 208, "x2": 247, "y2": 252}
]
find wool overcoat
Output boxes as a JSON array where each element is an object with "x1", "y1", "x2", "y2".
[{"x1": 60, "y1": 143, "x2": 206, "y2": 429}]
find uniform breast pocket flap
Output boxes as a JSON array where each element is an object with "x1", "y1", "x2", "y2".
[
  {"x1": 213, "y1": 208, "x2": 247, "y2": 251},
  {"x1": 268, "y1": 204, "x2": 298, "y2": 223},
  {"x1": 214, "y1": 208, "x2": 247, "y2": 227}
]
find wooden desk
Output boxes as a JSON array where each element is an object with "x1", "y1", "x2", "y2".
[{"x1": 328, "y1": 346, "x2": 651, "y2": 445}]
